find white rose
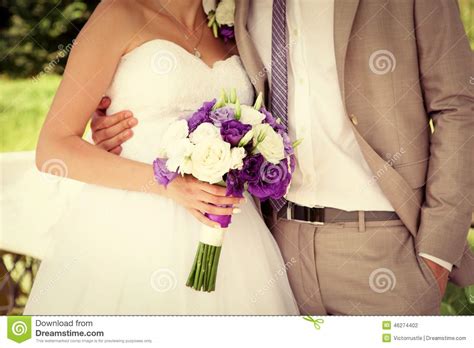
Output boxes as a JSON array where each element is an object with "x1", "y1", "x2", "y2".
[
  {"x1": 159, "y1": 119, "x2": 189, "y2": 157},
  {"x1": 189, "y1": 123, "x2": 221, "y2": 144},
  {"x1": 166, "y1": 138, "x2": 194, "y2": 173},
  {"x1": 191, "y1": 138, "x2": 232, "y2": 184},
  {"x1": 179, "y1": 157, "x2": 193, "y2": 175},
  {"x1": 215, "y1": 0, "x2": 235, "y2": 26},
  {"x1": 253, "y1": 124, "x2": 285, "y2": 164},
  {"x1": 230, "y1": 147, "x2": 246, "y2": 170},
  {"x1": 202, "y1": 0, "x2": 217, "y2": 14},
  {"x1": 239, "y1": 105, "x2": 265, "y2": 126}
]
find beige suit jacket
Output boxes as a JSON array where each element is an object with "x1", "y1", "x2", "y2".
[{"x1": 234, "y1": 0, "x2": 474, "y2": 287}]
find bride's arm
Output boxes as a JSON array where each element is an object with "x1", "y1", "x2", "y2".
[
  {"x1": 36, "y1": 2, "x2": 154, "y2": 192},
  {"x1": 36, "y1": 2, "x2": 241, "y2": 226}
]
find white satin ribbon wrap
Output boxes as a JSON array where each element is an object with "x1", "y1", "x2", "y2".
[{"x1": 199, "y1": 225, "x2": 226, "y2": 247}]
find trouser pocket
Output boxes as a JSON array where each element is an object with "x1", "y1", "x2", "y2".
[{"x1": 314, "y1": 221, "x2": 441, "y2": 315}]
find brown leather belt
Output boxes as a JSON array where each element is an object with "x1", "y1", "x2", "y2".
[{"x1": 278, "y1": 202, "x2": 399, "y2": 225}]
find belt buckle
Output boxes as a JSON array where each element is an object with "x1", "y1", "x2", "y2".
[
  {"x1": 312, "y1": 206, "x2": 325, "y2": 225},
  {"x1": 286, "y1": 203, "x2": 325, "y2": 226}
]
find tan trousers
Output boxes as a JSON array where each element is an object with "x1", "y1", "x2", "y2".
[{"x1": 271, "y1": 216, "x2": 442, "y2": 315}]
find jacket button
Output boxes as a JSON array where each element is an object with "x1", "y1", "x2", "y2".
[{"x1": 350, "y1": 114, "x2": 359, "y2": 125}]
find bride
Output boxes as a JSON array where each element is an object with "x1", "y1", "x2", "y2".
[{"x1": 24, "y1": 0, "x2": 298, "y2": 314}]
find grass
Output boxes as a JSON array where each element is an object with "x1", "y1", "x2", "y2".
[{"x1": 0, "y1": 75, "x2": 60, "y2": 152}]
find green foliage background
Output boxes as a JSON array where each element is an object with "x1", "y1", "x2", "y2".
[{"x1": 0, "y1": 0, "x2": 100, "y2": 77}]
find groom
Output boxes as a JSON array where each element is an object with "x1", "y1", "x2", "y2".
[{"x1": 90, "y1": 0, "x2": 474, "y2": 314}]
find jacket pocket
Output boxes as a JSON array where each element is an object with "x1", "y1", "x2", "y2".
[{"x1": 393, "y1": 158, "x2": 429, "y2": 189}]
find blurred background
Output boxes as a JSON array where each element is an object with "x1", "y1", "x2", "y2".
[{"x1": 0, "y1": 0, "x2": 473, "y2": 315}]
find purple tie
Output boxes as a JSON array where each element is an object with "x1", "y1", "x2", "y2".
[{"x1": 269, "y1": 0, "x2": 288, "y2": 212}]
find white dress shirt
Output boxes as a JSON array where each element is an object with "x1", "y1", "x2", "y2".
[{"x1": 247, "y1": 0, "x2": 452, "y2": 271}]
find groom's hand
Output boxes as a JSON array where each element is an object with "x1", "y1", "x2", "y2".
[
  {"x1": 421, "y1": 257, "x2": 449, "y2": 296},
  {"x1": 90, "y1": 96, "x2": 138, "y2": 154}
]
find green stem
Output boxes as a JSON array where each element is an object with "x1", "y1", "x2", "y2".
[
  {"x1": 197, "y1": 244, "x2": 208, "y2": 290},
  {"x1": 192, "y1": 243, "x2": 204, "y2": 290},
  {"x1": 209, "y1": 247, "x2": 222, "y2": 291},
  {"x1": 202, "y1": 245, "x2": 211, "y2": 291},
  {"x1": 186, "y1": 243, "x2": 223, "y2": 292},
  {"x1": 206, "y1": 247, "x2": 216, "y2": 289},
  {"x1": 186, "y1": 246, "x2": 200, "y2": 287},
  {"x1": 204, "y1": 245, "x2": 212, "y2": 288}
]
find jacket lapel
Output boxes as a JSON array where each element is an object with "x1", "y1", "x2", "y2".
[
  {"x1": 334, "y1": 0, "x2": 360, "y2": 101},
  {"x1": 351, "y1": 124, "x2": 422, "y2": 236},
  {"x1": 334, "y1": 0, "x2": 421, "y2": 236},
  {"x1": 234, "y1": 0, "x2": 268, "y2": 98}
]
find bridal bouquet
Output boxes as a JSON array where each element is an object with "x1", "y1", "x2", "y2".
[{"x1": 153, "y1": 89, "x2": 299, "y2": 292}]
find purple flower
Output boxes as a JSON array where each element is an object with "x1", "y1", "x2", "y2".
[
  {"x1": 210, "y1": 107, "x2": 235, "y2": 127},
  {"x1": 289, "y1": 154, "x2": 296, "y2": 173},
  {"x1": 280, "y1": 131, "x2": 294, "y2": 156},
  {"x1": 220, "y1": 120, "x2": 252, "y2": 147},
  {"x1": 187, "y1": 111, "x2": 209, "y2": 133},
  {"x1": 199, "y1": 98, "x2": 216, "y2": 113},
  {"x1": 219, "y1": 25, "x2": 235, "y2": 42},
  {"x1": 260, "y1": 107, "x2": 294, "y2": 155},
  {"x1": 225, "y1": 170, "x2": 245, "y2": 198},
  {"x1": 153, "y1": 158, "x2": 178, "y2": 187},
  {"x1": 260, "y1": 107, "x2": 286, "y2": 132},
  {"x1": 187, "y1": 99, "x2": 216, "y2": 132},
  {"x1": 248, "y1": 159, "x2": 291, "y2": 200},
  {"x1": 240, "y1": 154, "x2": 264, "y2": 182}
]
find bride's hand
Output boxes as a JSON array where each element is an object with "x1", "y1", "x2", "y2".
[{"x1": 164, "y1": 175, "x2": 244, "y2": 228}]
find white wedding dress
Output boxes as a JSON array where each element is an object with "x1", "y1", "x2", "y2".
[{"x1": 24, "y1": 40, "x2": 298, "y2": 315}]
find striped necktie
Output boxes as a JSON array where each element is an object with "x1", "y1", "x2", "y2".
[{"x1": 269, "y1": 0, "x2": 289, "y2": 212}]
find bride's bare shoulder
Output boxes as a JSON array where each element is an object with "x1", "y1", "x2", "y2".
[
  {"x1": 76, "y1": 0, "x2": 142, "y2": 52},
  {"x1": 95, "y1": 0, "x2": 141, "y2": 15},
  {"x1": 86, "y1": 0, "x2": 140, "y2": 26}
]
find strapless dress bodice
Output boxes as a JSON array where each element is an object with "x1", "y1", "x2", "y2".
[{"x1": 104, "y1": 39, "x2": 254, "y2": 163}]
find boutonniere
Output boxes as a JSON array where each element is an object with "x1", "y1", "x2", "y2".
[{"x1": 203, "y1": 0, "x2": 235, "y2": 42}]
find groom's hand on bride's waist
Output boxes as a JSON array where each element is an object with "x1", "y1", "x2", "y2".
[{"x1": 90, "y1": 96, "x2": 138, "y2": 154}]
